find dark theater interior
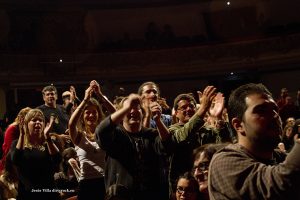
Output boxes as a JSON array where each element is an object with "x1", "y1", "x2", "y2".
[
  {"x1": 0, "y1": 1, "x2": 300, "y2": 200},
  {"x1": 1, "y1": 0, "x2": 300, "y2": 118}
]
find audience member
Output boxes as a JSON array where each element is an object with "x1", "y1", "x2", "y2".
[
  {"x1": 192, "y1": 143, "x2": 228, "y2": 200},
  {"x1": 285, "y1": 116, "x2": 296, "y2": 127},
  {"x1": 96, "y1": 94, "x2": 170, "y2": 200},
  {"x1": 208, "y1": 83, "x2": 300, "y2": 199},
  {"x1": 167, "y1": 86, "x2": 233, "y2": 196},
  {"x1": 276, "y1": 87, "x2": 289, "y2": 109},
  {"x1": 69, "y1": 80, "x2": 115, "y2": 200},
  {"x1": 138, "y1": 81, "x2": 172, "y2": 128},
  {"x1": 36, "y1": 85, "x2": 69, "y2": 135},
  {"x1": 62, "y1": 85, "x2": 81, "y2": 116},
  {"x1": 172, "y1": 172, "x2": 201, "y2": 200},
  {"x1": 54, "y1": 147, "x2": 79, "y2": 199},
  {"x1": 0, "y1": 107, "x2": 31, "y2": 172},
  {"x1": 279, "y1": 95, "x2": 300, "y2": 123},
  {"x1": 0, "y1": 151, "x2": 18, "y2": 200},
  {"x1": 137, "y1": 81, "x2": 172, "y2": 199},
  {"x1": 11, "y1": 109, "x2": 61, "y2": 200},
  {"x1": 280, "y1": 124, "x2": 296, "y2": 153}
]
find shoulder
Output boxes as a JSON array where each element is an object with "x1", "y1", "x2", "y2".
[
  {"x1": 168, "y1": 123, "x2": 183, "y2": 131},
  {"x1": 5, "y1": 125, "x2": 17, "y2": 132},
  {"x1": 36, "y1": 104, "x2": 46, "y2": 110},
  {"x1": 210, "y1": 144, "x2": 263, "y2": 174}
]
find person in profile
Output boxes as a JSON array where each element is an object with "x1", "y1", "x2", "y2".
[{"x1": 209, "y1": 83, "x2": 300, "y2": 199}]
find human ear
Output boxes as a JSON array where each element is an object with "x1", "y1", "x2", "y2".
[{"x1": 232, "y1": 118, "x2": 245, "y2": 136}]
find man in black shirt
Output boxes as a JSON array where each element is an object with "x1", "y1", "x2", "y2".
[{"x1": 37, "y1": 85, "x2": 69, "y2": 135}]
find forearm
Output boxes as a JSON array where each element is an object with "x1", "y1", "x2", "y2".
[
  {"x1": 45, "y1": 138, "x2": 60, "y2": 155},
  {"x1": 143, "y1": 114, "x2": 151, "y2": 128},
  {"x1": 155, "y1": 118, "x2": 171, "y2": 141},
  {"x1": 110, "y1": 106, "x2": 130, "y2": 125},
  {"x1": 68, "y1": 99, "x2": 87, "y2": 144},
  {"x1": 16, "y1": 133, "x2": 25, "y2": 150},
  {"x1": 285, "y1": 140, "x2": 300, "y2": 168},
  {"x1": 99, "y1": 94, "x2": 116, "y2": 114}
]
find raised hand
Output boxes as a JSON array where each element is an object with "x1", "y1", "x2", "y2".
[
  {"x1": 150, "y1": 101, "x2": 162, "y2": 120},
  {"x1": 84, "y1": 85, "x2": 94, "y2": 101},
  {"x1": 90, "y1": 80, "x2": 102, "y2": 96},
  {"x1": 123, "y1": 94, "x2": 141, "y2": 110},
  {"x1": 157, "y1": 97, "x2": 170, "y2": 111},
  {"x1": 44, "y1": 114, "x2": 55, "y2": 139},
  {"x1": 18, "y1": 117, "x2": 26, "y2": 137},
  {"x1": 197, "y1": 86, "x2": 217, "y2": 113},
  {"x1": 209, "y1": 92, "x2": 224, "y2": 118},
  {"x1": 70, "y1": 85, "x2": 76, "y2": 102}
]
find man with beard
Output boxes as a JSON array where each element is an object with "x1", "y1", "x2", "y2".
[
  {"x1": 208, "y1": 83, "x2": 300, "y2": 199},
  {"x1": 137, "y1": 81, "x2": 172, "y2": 128},
  {"x1": 95, "y1": 94, "x2": 170, "y2": 200},
  {"x1": 137, "y1": 81, "x2": 172, "y2": 199}
]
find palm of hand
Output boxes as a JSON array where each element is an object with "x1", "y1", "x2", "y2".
[{"x1": 209, "y1": 93, "x2": 224, "y2": 117}]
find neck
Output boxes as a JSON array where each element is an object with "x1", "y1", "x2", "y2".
[
  {"x1": 239, "y1": 140, "x2": 273, "y2": 160},
  {"x1": 29, "y1": 137, "x2": 42, "y2": 146},
  {"x1": 45, "y1": 103, "x2": 56, "y2": 108}
]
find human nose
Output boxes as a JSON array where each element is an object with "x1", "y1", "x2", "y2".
[{"x1": 35, "y1": 120, "x2": 43, "y2": 125}]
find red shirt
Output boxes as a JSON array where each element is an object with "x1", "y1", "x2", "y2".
[{"x1": 0, "y1": 124, "x2": 19, "y2": 171}]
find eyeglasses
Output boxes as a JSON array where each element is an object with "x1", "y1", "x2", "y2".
[
  {"x1": 176, "y1": 186, "x2": 195, "y2": 195},
  {"x1": 192, "y1": 161, "x2": 210, "y2": 173},
  {"x1": 177, "y1": 104, "x2": 195, "y2": 111}
]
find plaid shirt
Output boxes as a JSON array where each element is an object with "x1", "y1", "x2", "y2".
[{"x1": 209, "y1": 143, "x2": 300, "y2": 200}]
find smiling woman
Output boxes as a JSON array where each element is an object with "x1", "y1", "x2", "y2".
[
  {"x1": 68, "y1": 80, "x2": 116, "y2": 200},
  {"x1": 173, "y1": 172, "x2": 200, "y2": 200}
]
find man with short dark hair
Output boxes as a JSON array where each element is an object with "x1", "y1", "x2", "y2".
[
  {"x1": 96, "y1": 94, "x2": 170, "y2": 200},
  {"x1": 37, "y1": 85, "x2": 69, "y2": 135},
  {"x1": 208, "y1": 83, "x2": 300, "y2": 199}
]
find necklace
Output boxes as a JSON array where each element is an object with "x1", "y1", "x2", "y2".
[{"x1": 26, "y1": 143, "x2": 45, "y2": 151}]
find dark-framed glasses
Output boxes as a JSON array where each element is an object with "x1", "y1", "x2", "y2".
[
  {"x1": 176, "y1": 186, "x2": 195, "y2": 195},
  {"x1": 192, "y1": 161, "x2": 210, "y2": 173},
  {"x1": 177, "y1": 104, "x2": 196, "y2": 111}
]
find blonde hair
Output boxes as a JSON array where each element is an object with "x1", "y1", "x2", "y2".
[
  {"x1": 13, "y1": 107, "x2": 31, "y2": 124},
  {"x1": 22, "y1": 109, "x2": 45, "y2": 148}
]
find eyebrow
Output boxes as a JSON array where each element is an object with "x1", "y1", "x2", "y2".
[{"x1": 253, "y1": 102, "x2": 278, "y2": 112}]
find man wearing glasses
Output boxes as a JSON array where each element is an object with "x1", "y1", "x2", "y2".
[{"x1": 166, "y1": 85, "x2": 234, "y2": 197}]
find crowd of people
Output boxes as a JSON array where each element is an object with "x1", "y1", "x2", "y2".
[{"x1": 0, "y1": 80, "x2": 300, "y2": 200}]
